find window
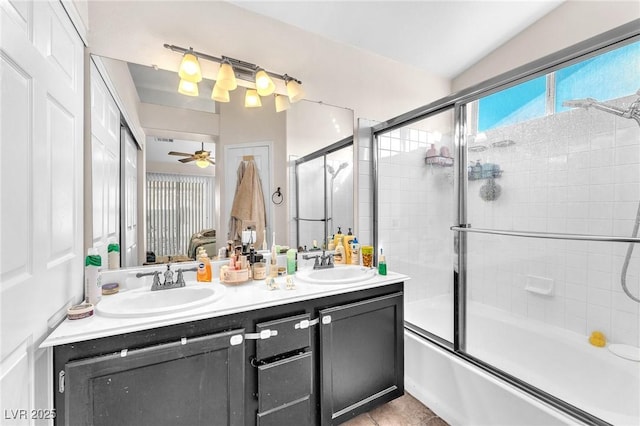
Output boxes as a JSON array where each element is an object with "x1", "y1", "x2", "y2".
[
  {"x1": 477, "y1": 40, "x2": 639, "y2": 132},
  {"x1": 146, "y1": 173, "x2": 214, "y2": 257}
]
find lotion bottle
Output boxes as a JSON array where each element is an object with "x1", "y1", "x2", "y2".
[
  {"x1": 85, "y1": 248, "x2": 102, "y2": 304},
  {"x1": 334, "y1": 235, "x2": 346, "y2": 264},
  {"x1": 107, "y1": 238, "x2": 120, "y2": 269},
  {"x1": 350, "y1": 238, "x2": 360, "y2": 265}
]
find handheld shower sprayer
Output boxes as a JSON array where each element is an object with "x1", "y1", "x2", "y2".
[{"x1": 563, "y1": 90, "x2": 640, "y2": 303}]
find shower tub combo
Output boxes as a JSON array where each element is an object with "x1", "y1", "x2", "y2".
[{"x1": 405, "y1": 296, "x2": 639, "y2": 426}]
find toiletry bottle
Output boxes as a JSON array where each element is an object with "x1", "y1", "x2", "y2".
[
  {"x1": 204, "y1": 251, "x2": 212, "y2": 281},
  {"x1": 85, "y1": 248, "x2": 102, "y2": 305},
  {"x1": 426, "y1": 143, "x2": 437, "y2": 158},
  {"x1": 328, "y1": 234, "x2": 335, "y2": 251},
  {"x1": 343, "y1": 228, "x2": 355, "y2": 265},
  {"x1": 286, "y1": 249, "x2": 297, "y2": 274},
  {"x1": 378, "y1": 249, "x2": 387, "y2": 276},
  {"x1": 107, "y1": 238, "x2": 120, "y2": 270},
  {"x1": 334, "y1": 235, "x2": 345, "y2": 264},
  {"x1": 350, "y1": 238, "x2": 360, "y2": 265},
  {"x1": 270, "y1": 232, "x2": 278, "y2": 276},
  {"x1": 333, "y1": 227, "x2": 343, "y2": 250}
]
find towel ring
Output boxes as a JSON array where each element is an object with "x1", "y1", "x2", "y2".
[{"x1": 272, "y1": 187, "x2": 283, "y2": 205}]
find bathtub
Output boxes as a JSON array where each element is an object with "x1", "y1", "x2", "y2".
[{"x1": 404, "y1": 296, "x2": 639, "y2": 426}]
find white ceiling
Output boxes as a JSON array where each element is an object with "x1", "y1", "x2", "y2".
[{"x1": 230, "y1": 0, "x2": 564, "y2": 79}]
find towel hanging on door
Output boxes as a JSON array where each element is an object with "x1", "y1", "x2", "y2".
[{"x1": 228, "y1": 158, "x2": 266, "y2": 246}]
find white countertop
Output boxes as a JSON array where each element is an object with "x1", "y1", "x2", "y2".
[{"x1": 41, "y1": 270, "x2": 408, "y2": 348}]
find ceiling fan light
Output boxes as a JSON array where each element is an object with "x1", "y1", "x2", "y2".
[
  {"x1": 195, "y1": 158, "x2": 210, "y2": 168},
  {"x1": 178, "y1": 79, "x2": 199, "y2": 96},
  {"x1": 244, "y1": 89, "x2": 262, "y2": 108},
  {"x1": 216, "y1": 61, "x2": 237, "y2": 91},
  {"x1": 211, "y1": 83, "x2": 230, "y2": 103},
  {"x1": 286, "y1": 79, "x2": 304, "y2": 103},
  {"x1": 178, "y1": 51, "x2": 202, "y2": 83},
  {"x1": 275, "y1": 94, "x2": 290, "y2": 112},
  {"x1": 255, "y1": 68, "x2": 276, "y2": 96}
]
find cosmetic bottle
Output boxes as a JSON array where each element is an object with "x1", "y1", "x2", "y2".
[
  {"x1": 350, "y1": 238, "x2": 360, "y2": 265},
  {"x1": 378, "y1": 249, "x2": 387, "y2": 276},
  {"x1": 107, "y1": 238, "x2": 120, "y2": 270},
  {"x1": 334, "y1": 235, "x2": 345, "y2": 264},
  {"x1": 85, "y1": 248, "x2": 102, "y2": 304},
  {"x1": 343, "y1": 228, "x2": 355, "y2": 265}
]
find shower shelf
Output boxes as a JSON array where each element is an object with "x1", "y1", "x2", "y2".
[
  {"x1": 468, "y1": 170, "x2": 503, "y2": 181},
  {"x1": 425, "y1": 156, "x2": 454, "y2": 167}
]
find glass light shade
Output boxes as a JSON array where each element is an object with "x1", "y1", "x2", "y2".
[
  {"x1": 275, "y1": 94, "x2": 290, "y2": 112},
  {"x1": 244, "y1": 89, "x2": 262, "y2": 108},
  {"x1": 286, "y1": 79, "x2": 304, "y2": 103},
  {"x1": 195, "y1": 159, "x2": 209, "y2": 168},
  {"x1": 178, "y1": 79, "x2": 199, "y2": 96},
  {"x1": 211, "y1": 83, "x2": 230, "y2": 103},
  {"x1": 216, "y1": 62, "x2": 237, "y2": 91},
  {"x1": 255, "y1": 69, "x2": 276, "y2": 96},
  {"x1": 178, "y1": 52, "x2": 202, "y2": 83}
]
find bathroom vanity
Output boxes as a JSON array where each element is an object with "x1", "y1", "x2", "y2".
[{"x1": 43, "y1": 271, "x2": 406, "y2": 425}]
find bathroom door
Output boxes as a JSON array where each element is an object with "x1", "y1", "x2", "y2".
[{"x1": 223, "y1": 143, "x2": 272, "y2": 246}]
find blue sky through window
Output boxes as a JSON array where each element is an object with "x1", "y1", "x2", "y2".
[{"x1": 477, "y1": 41, "x2": 639, "y2": 132}]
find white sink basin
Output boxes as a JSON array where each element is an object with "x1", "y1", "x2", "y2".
[
  {"x1": 96, "y1": 283, "x2": 224, "y2": 318},
  {"x1": 296, "y1": 265, "x2": 376, "y2": 285}
]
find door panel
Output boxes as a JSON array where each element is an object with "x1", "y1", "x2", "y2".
[
  {"x1": 122, "y1": 128, "x2": 138, "y2": 267},
  {"x1": 65, "y1": 330, "x2": 246, "y2": 426},
  {"x1": 0, "y1": 0, "x2": 83, "y2": 419}
]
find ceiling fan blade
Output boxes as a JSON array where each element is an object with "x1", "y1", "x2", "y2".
[
  {"x1": 208, "y1": 159, "x2": 215, "y2": 165},
  {"x1": 168, "y1": 151, "x2": 193, "y2": 157},
  {"x1": 178, "y1": 157, "x2": 196, "y2": 163}
]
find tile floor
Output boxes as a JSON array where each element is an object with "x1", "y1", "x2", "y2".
[{"x1": 341, "y1": 393, "x2": 449, "y2": 426}]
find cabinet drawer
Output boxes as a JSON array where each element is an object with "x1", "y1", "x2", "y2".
[
  {"x1": 256, "y1": 396, "x2": 310, "y2": 426},
  {"x1": 258, "y1": 351, "x2": 312, "y2": 412},
  {"x1": 256, "y1": 313, "x2": 310, "y2": 359}
]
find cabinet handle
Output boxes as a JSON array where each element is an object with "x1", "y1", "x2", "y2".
[
  {"x1": 295, "y1": 318, "x2": 320, "y2": 329},
  {"x1": 58, "y1": 370, "x2": 65, "y2": 393},
  {"x1": 244, "y1": 329, "x2": 278, "y2": 340},
  {"x1": 322, "y1": 315, "x2": 332, "y2": 325}
]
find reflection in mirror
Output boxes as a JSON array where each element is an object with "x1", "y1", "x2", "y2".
[
  {"x1": 91, "y1": 55, "x2": 354, "y2": 266},
  {"x1": 295, "y1": 138, "x2": 354, "y2": 250}
]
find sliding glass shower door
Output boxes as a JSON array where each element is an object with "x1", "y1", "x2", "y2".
[{"x1": 375, "y1": 109, "x2": 456, "y2": 344}]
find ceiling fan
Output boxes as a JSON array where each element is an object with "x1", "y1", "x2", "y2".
[{"x1": 168, "y1": 142, "x2": 215, "y2": 168}]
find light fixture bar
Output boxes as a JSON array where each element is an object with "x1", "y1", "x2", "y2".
[{"x1": 163, "y1": 43, "x2": 302, "y2": 85}]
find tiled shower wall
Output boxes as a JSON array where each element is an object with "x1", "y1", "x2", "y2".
[
  {"x1": 375, "y1": 126, "x2": 455, "y2": 304},
  {"x1": 370, "y1": 94, "x2": 639, "y2": 346},
  {"x1": 468, "y1": 94, "x2": 640, "y2": 346}
]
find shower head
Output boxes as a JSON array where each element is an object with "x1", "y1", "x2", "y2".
[
  {"x1": 327, "y1": 162, "x2": 349, "y2": 179},
  {"x1": 563, "y1": 97, "x2": 627, "y2": 117}
]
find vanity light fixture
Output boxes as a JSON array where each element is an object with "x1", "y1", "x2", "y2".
[
  {"x1": 178, "y1": 49, "x2": 202, "y2": 83},
  {"x1": 255, "y1": 68, "x2": 276, "y2": 96},
  {"x1": 275, "y1": 94, "x2": 290, "y2": 112},
  {"x1": 178, "y1": 79, "x2": 199, "y2": 96},
  {"x1": 216, "y1": 58, "x2": 237, "y2": 91},
  {"x1": 164, "y1": 43, "x2": 304, "y2": 111},
  {"x1": 211, "y1": 83, "x2": 230, "y2": 103},
  {"x1": 244, "y1": 89, "x2": 262, "y2": 108}
]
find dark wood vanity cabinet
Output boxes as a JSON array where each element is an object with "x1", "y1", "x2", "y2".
[{"x1": 52, "y1": 282, "x2": 403, "y2": 426}]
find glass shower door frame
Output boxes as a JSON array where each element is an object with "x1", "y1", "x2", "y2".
[{"x1": 371, "y1": 20, "x2": 639, "y2": 426}]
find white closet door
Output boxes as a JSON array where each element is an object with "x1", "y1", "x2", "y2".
[
  {"x1": 90, "y1": 61, "x2": 120, "y2": 260},
  {"x1": 122, "y1": 128, "x2": 138, "y2": 267},
  {"x1": 1, "y1": 0, "x2": 84, "y2": 416}
]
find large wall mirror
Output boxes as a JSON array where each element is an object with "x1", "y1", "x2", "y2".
[{"x1": 91, "y1": 55, "x2": 354, "y2": 267}]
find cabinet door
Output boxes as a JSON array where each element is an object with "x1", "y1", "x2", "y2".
[
  {"x1": 64, "y1": 329, "x2": 245, "y2": 426},
  {"x1": 319, "y1": 292, "x2": 404, "y2": 425}
]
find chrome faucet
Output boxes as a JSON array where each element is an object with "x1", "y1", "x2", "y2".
[
  {"x1": 136, "y1": 265, "x2": 197, "y2": 291},
  {"x1": 302, "y1": 250, "x2": 334, "y2": 270}
]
